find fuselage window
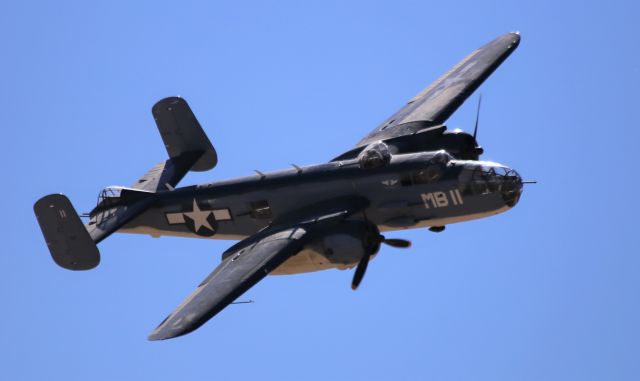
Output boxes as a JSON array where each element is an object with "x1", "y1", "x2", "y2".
[{"x1": 249, "y1": 200, "x2": 272, "y2": 219}]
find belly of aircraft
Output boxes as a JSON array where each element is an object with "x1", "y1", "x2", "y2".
[{"x1": 270, "y1": 248, "x2": 358, "y2": 275}]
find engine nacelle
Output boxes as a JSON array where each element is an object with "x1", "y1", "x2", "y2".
[
  {"x1": 270, "y1": 221, "x2": 382, "y2": 275},
  {"x1": 393, "y1": 128, "x2": 482, "y2": 160},
  {"x1": 272, "y1": 217, "x2": 412, "y2": 276},
  {"x1": 315, "y1": 231, "x2": 366, "y2": 266},
  {"x1": 308, "y1": 221, "x2": 380, "y2": 266}
]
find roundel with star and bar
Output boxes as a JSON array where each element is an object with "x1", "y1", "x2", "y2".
[{"x1": 164, "y1": 199, "x2": 232, "y2": 237}]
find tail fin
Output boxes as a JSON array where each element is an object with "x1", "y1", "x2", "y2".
[
  {"x1": 34, "y1": 194, "x2": 101, "y2": 270},
  {"x1": 134, "y1": 97, "x2": 217, "y2": 192},
  {"x1": 34, "y1": 189, "x2": 156, "y2": 270},
  {"x1": 34, "y1": 96, "x2": 216, "y2": 270}
]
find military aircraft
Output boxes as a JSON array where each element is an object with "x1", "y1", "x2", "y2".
[{"x1": 34, "y1": 32, "x2": 524, "y2": 340}]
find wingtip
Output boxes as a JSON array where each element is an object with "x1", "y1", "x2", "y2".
[
  {"x1": 489, "y1": 32, "x2": 521, "y2": 51},
  {"x1": 147, "y1": 329, "x2": 179, "y2": 341},
  {"x1": 147, "y1": 321, "x2": 194, "y2": 341},
  {"x1": 505, "y1": 31, "x2": 521, "y2": 49},
  {"x1": 147, "y1": 326, "x2": 166, "y2": 341}
]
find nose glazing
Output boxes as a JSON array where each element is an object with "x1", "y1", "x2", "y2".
[{"x1": 501, "y1": 169, "x2": 523, "y2": 207}]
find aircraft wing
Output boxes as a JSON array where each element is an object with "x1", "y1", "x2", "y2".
[
  {"x1": 148, "y1": 210, "x2": 352, "y2": 341},
  {"x1": 355, "y1": 32, "x2": 520, "y2": 148}
]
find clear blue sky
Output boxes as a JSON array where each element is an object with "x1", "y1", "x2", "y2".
[{"x1": 2, "y1": 1, "x2": 639, "y2": 380}]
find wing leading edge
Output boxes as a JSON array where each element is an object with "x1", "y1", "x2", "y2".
[
  {"x1": 148, "y1": 226, "x2": 308, "y2": 340},
  {"x1": 356, "y1": 32, "x2": 520, "y2": 148},
  {"x1": 148, "y1": 210, "x2": 353, "y2": 341}
]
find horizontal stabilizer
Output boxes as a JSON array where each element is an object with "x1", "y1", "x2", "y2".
[
  {"x1": 34, "y1": 194, "x2": 100, "y2": 270},
  {"x1": 132, "y1": 152, "x2": 203, "y2": 192}
]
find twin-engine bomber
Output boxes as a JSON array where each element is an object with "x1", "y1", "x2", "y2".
[{"x1": 34, "y1": 32, "x2": 524, "y2": 340}]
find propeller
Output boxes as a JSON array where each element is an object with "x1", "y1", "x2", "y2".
[
  {"x1": 473, "y1": 94, "x2": 482, "y2": 140},
  {"x1": 351, "y1": 254, "x2": 370, "y2": 290},
  {"x1": 351, "y1": 235, "x2": 411, "y2": 290}
]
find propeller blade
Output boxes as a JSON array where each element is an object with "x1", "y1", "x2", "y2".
[
  {"x1": 473, "y1": 94, "x2": 482, "y2": 140},
  {"x1": 382, "y1": 238, "x2": 412, "y2": 248},
  {"x1": 351, "y1": 254, "x2": 370, "y2": 290}
]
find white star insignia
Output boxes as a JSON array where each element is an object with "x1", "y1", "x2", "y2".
[{"x1": 183, "y1": 199, "x2": 214, "y2": 232}]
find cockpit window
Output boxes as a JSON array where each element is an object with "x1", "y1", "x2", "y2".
[
  {"x1": 470, "y1": 169, "x2": 489, "y2": 194},
  {"x1": 400, "y1": 153, "x2": 452, "y2": 187},
  {"x1": 412, "y1": 170, "x2": 432, "y2": 185},
  {"x1": 401, "y1": 165, "x2": 444, "y2": 187}
]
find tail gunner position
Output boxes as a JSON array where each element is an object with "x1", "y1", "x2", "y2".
[{"x1": 34, "y1": 32, "x2": 524, "y2": 340}]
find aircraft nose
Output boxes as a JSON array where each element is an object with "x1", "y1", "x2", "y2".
[{"x1": 501, "y1": 169, "x2": 523, "y2": 207}]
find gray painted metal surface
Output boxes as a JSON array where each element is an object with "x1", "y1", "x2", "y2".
[
  {"x1": 152, "y1": 97, "x2": 217, "y2": 172},
  {"x1": 356, "y1": 32, "x2": 520, "y2": 147},
  {"x1": 33, "y1": 32, "x2": 525, "y2": 340},
  {"x1": 34, "y1": 194, "x2": 100, "y2": 270}
]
